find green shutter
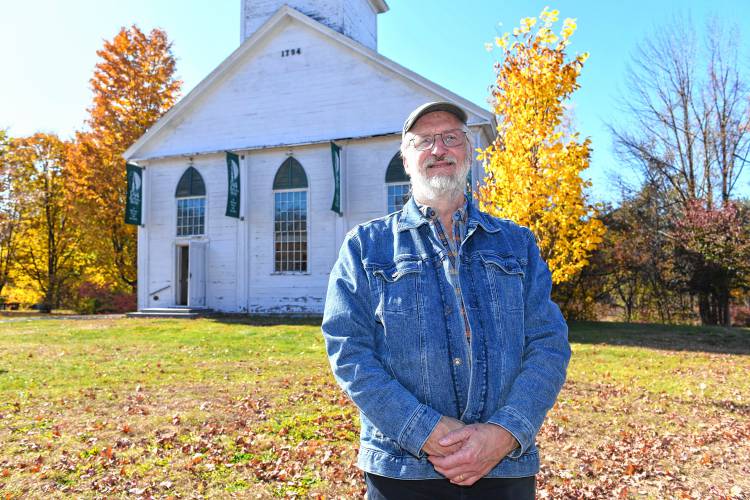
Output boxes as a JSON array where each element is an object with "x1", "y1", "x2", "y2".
[{"x1": 273, "y1": 157, "x2": 308, "y2": 190}]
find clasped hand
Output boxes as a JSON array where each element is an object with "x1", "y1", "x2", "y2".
[{"x1": 423, "y1": 417, "x2": 519, "y2": 486}]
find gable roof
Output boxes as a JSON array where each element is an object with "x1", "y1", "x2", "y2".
[{"x1": 124, "y1": 5, "x2": 495, "y2": 161}]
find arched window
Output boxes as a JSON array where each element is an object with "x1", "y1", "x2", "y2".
[
  {"x1": 175, "y1": 166, "x2": 206, "y2": 236},
  {"x1": 385, "y1": 153, "x2": 410, "y2": 213},
  {"x1": 273, "y1": 157, "x2": 308, "y2": 272}
]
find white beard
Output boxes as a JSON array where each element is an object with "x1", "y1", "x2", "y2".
[{"x1": 410, "y1": 154, "x2": 471, "y2": 204}]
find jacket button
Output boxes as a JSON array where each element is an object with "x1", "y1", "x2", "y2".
[{"x1": 453, "y1": 357, "x2": 462, "y2": 366}]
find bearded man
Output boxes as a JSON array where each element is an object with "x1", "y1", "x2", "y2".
[{"x1": 322, "y1": 102, "x2": 570, "y2": 499}]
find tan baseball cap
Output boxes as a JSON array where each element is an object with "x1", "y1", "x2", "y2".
[{"x1": 402, "y1": 101, "x2": 468, "y2": 138}]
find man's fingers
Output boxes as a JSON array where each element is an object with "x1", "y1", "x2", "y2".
[
  {"x1": 428, "y1": 453, "x2": 456, "y2": 469},
  {"x1": 429, "y1": 449, "x2": 472, "y2": 471},
  {"x1": 435, "y1": 464, "x2": 474, "y2": 478},
  {"x1": 423, "y1": 447, "x2": 445, "y2": 457},
  {"x1": 423, "y1": 440, "x2": 462, "y2": 458},
  {"x1": 451, "y1": 473, "x2": 482, "y2": 486},
  {"x1": 438, "y1": 427, "x2": 471, "y2": 447},
  {"x1": 443, "y1": 443, "x2": 462, "y2": 455}
]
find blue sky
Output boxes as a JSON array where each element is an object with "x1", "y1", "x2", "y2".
[{"x1": 2, "y1": 0, "x2": 750, "y2": 203}]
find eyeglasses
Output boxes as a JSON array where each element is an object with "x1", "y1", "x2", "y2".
[{"x1": 407, "y1": 129, "x2": 468, "y2": 151}]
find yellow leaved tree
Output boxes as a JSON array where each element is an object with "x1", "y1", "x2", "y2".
[
  {"x1": 478, "y1": 8, "x2": 605, "y2": 284},
  {"x1": 6, "y1": 134, "x2": 90, "y2": 311}
]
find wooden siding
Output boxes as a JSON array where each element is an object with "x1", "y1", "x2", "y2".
[
  {"x1": 134, "y1": 18, "x2": 484, "y2": 160},
  {"x1": 138, "y1": 126, "x2": 490, "y2": 313}
]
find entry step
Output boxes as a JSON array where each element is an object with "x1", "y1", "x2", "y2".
[{"x1": 127, "y1": 307, "x2": 213, "y2": 319}]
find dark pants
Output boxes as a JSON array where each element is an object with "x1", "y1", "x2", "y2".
[{"x1": 364, "y1": 472, "x2": 535, "y2": 500}]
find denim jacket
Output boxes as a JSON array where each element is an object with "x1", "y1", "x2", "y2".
[{"x1": 322, "y1": 197, "x2": 570, "y2": 479}]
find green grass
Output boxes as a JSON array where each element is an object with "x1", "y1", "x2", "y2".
[{"x1": 0, "y1": 317, "x2": 747, "y2": 498}]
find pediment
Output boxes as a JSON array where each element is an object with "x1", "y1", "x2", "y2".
[{"x1": 125, "y1": 6, "x2": 493, "y2": 161}]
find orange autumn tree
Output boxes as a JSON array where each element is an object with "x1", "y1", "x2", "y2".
[
  {"x1": 70, "y1": 25, "x2": 181, "y2": 291},
  {"x1": 478, "y1": 8, "x2": 605, "y2": 284}
]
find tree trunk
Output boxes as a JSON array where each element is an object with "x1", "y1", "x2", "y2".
[
  {"x1": 698, "y1": 292, "x2": 715, "y2": 325},
  {"x1": 716, "y1": 280, "x2": 731, "y2": 327}
]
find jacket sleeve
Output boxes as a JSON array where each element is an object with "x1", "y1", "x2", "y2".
[
  {"x1": 486, "y1": 228, "x2": 571, "y2": 458},
  {"x1": 321, "y1": 231, "x2": 441, "y2": 458}
]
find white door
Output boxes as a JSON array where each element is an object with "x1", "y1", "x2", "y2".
[{"x1": 188, "y1": 240, "x2": 207, "y2": 308}]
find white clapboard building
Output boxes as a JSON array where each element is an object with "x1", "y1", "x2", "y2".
[{"x1": 124, "y1": 0, "x2": 495, "y2": 314}]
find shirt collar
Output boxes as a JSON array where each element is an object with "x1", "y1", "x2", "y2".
[
  {"x1": 398, "y1": 195, "x2": 501, "y2": 234},
  {"x1": 415, "y1": 196, "x2": 468, "y2": 223}
]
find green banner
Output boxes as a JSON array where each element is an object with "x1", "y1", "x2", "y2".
[
  {"x1": 225, "y1": 152, "x2": 240, "y2": 218},
  {"x1": 330, "y1": 142, "x2": 342, "y2": 216},
  {"x1": 125, "y1": 163, "x2": 143, "y2": 225}
]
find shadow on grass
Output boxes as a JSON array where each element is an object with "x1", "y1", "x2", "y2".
[
  {"x1": 205, "y1": 313, "x2": 324, "y2": 327},
  {"x1": 204, "y1": 314, "x2": 750, "y2": 355},
  {"x1": 709, "y1": 398, "x2": 750, "y2": 415},
  {"x1": 569, "y1": 320, "x2": 750, "y2": 355}
]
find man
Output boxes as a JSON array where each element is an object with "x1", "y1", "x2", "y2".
[{"x1": 322, "y1": 102, "x2": 570, "y2": 499}]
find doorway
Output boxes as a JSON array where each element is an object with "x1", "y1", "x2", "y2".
[{"x1": 178, "y1": 245, "x2": 188, "y2": 305}]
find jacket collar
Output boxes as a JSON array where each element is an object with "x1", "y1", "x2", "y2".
[
  {"x1": 397, "y1": 196, "x2": 430, "y2": 232},
  {"x1": 397, "y1": 195, "x2": 502, "y2": 234}
]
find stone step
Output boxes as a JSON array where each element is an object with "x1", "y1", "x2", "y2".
[
  {"x1": 126, "y1": 312, "x2": 199, "y2": 319},
  {"x1": 139, "y1": 307, "x2": 209, "y2": 314},
  {"x1": 127, "y1": 307, "x2": 213, "y2": 319}
]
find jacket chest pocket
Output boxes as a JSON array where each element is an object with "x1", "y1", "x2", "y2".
[
  {"x1": 480, "y1": 253, "x2": 525, "y2": 312},
  {"x1": 372, "y1": 259, "x2": 422, "y2": 313}
]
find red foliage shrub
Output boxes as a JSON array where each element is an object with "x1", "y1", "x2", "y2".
[
  {"x1": 75, "y1": 282, "x2": 136, "y2": 314},
  {"x1": 731, "y1": 305, "x2": 750, "y2": 327}
]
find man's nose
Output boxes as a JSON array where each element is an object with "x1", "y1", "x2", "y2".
[{"x1": 430, "y1": 136, "x2": 449, "y2": 155}]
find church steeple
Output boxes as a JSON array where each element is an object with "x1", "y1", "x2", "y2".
[{"x1": 240, "y1": 0, "x2": 389, "y2": 51}]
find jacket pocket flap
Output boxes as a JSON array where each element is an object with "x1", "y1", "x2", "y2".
[
  {"x1": 479, "y1": 253, "x2": 524, "y2": 276},
  {"x1": 372, "y1": 260, "x2": 422, "y2": 283}
]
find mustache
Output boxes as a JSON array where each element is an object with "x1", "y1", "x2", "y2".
[{"x1": 423, "y1": 155, "x2": 458, "y2": 168}]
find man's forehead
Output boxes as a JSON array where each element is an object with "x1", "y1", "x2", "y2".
[{"x1": 409, "y1": 111, "x2": 464, "y2": 134}]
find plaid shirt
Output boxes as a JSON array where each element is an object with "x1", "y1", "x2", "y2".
[{"x1": 417, "y1": 198, "x2": 472, "y2": 343}]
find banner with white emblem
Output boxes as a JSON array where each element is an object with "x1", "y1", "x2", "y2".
[
  {"x1": 330, "y1": 142, "x2": 342, "y2": 216},
  {"x1": 225, "y1": 152, "x2": 241, "y2": 218},
  {"x1": 125, "y1": 163, "x2": 143, "y2": 225}
]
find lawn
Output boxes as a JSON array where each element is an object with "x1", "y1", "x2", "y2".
[{"x1": 0, "y1": 317, "x2": 747, "y2": 498}]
